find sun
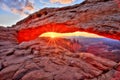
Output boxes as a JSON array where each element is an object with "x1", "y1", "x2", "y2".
[
  {"x1": 50, "y1": 35, "x2": 55, "y2": 38},
  {"x1": 49, "y1": 32, "x2": 58, "y2": 38},
  {"x1": 40, "y1": 32, "x2": 60, "y2": 38},
  {"x1": 39, "y1": 31, "x2": 104, "y2": 47}
]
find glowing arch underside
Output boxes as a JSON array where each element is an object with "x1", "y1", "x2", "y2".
[{"x1": 18, "y1": 23, "x2": 120, "y2": 43}]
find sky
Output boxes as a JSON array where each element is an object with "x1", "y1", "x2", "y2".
[{"x1": 0, "y1": 0, "x2": 84, "y2": 27}]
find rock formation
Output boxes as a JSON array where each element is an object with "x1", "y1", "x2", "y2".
[
  {"x1": 0, "y1": 37, "x2": 120, "y2": 80},
  {"x1": 13, "y1": 0, "x2": 120, "y2": 41},
  {"x1": 0, "y1": 0, "x2": 120, "y2": 80}
]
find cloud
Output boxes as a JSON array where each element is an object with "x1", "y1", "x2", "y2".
[
  {"x1": 39, "y1": 0, "x2": 51, "y2": 5},
  {"x1": 0, "y1": 0, "x2": 34, "y2": 16},
  {"x1": 50, "y1": 0, "x2": 75, "y2": 4},
  {"x1": 39, "y1": 0, "x2": 75, "y2": 5},
  {"x1": 0, "y1": 0, "x2": 76, "y2": 16}
]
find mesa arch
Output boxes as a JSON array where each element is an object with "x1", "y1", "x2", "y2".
[
  {"x1": 1, "y1": 0, "x2": 120, "y2": 80},
  {"x1": 12, "y1": 0, "x2": 120, "y2": 42}
]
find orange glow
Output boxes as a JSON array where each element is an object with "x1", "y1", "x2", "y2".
[
  {"x1": 40, "y1": 31, "x2": 104, "y2": 38},
  {"x1": 17, "y1": 23, "x2": 79, "y2": 42},
  {"x1": 17, "y1": 23, "x2": 120, "y2": 43}
]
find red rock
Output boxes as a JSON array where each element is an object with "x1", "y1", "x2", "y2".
[
  {"x1": 79, "y1": 53, "x2": 117, "y2": 69},
  {"x1": 0, "y1": 48, "x2": 14, "y2": 56},
  {"x1": 0, "y1": 27, "x2": 17, "y2": 42},
  {"x1": 0, "y1": 0, "x2": 120, "y2": 80},
  {"x1": 14, "y1": 49, "x2": 31, "y2": 56},
  {"x1": 111, "y1": 71, "x2": 120, "y2": 80},
  {"x1": 13, "y1": 0, "x2": 120, "y2": 41},
  {"x1": 0, "y1": 64, "x2": 21, "y2": 80},
  {"x1": 3, "y1": 55, "x2": 32, "y2": 67},
  {"x1": 21, "y1": 70, "x2": 53, "y2": 80}
]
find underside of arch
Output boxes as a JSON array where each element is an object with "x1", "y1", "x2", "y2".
[
  {"x1": 17, "y1": 23, "x2": 120, "y2": 43},
  {"x1": 15, "y1": 0, "x2": 120, "y2": 42}
]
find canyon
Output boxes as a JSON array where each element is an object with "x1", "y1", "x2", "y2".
[{"x1": 0, "y1": 0, "x2": 120, "y2": 80}]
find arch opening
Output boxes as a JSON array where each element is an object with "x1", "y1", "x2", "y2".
[
  {"x1": 17, "y1": 23, "x2": 120, "y2": 43},
  {"x1": 39, "y1": 31, "x2": 104, "y2": 39}
]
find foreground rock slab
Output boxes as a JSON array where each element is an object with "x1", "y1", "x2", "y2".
[{"x1": 0, "y1": 38, "x2": 120, "y2": 80}]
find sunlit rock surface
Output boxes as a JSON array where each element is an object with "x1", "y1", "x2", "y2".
[
  {"x1": 0, "y1": 37, "x2": 120, "y2": 80},
  {"x1": 13, "y1": 0, "x2": 120, "y2": 40},
  {"x1": 0, "y1": 0, "x2": 120, "y2": 80}
]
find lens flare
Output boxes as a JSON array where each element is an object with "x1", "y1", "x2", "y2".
[
  {"x1": 39, "y1": 31, "x2": 104, "y2": 48},
  {"x1": 40, "y1": 32, "x2": 61, "y2": 38}
]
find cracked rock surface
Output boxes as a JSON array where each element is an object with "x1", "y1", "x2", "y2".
[
  {"x1": 0, "y1": 0, "x2": 120, "y2": 80},
  {"x1": 0, "y1": 34, "x2": 120, "y2": 80}
]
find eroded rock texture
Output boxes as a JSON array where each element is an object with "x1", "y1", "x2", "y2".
[
  {"x1": 0, "y1": 37, "x2": 120, "y2": 80},
  {"x1": 13, "y1": 0, "x2": 120, "y2": 40},
  {"x1": 0, "y1": 27, "x2": 18, "y2": 50},
  {"x1": 0, "y1": 0, "x2": 120, "y2": 80}
]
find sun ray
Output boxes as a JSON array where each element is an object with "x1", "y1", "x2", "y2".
[{"x1": 39, "y1": 31, "x2": 104, "y2": 38}]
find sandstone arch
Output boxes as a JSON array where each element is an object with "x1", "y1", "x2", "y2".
[
  {"x1": 0, "y1": 0, "x2": 120, "y2": 80},
  {"x1": 11, "y1": 0, "x2": 120, "y2": 42}
]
